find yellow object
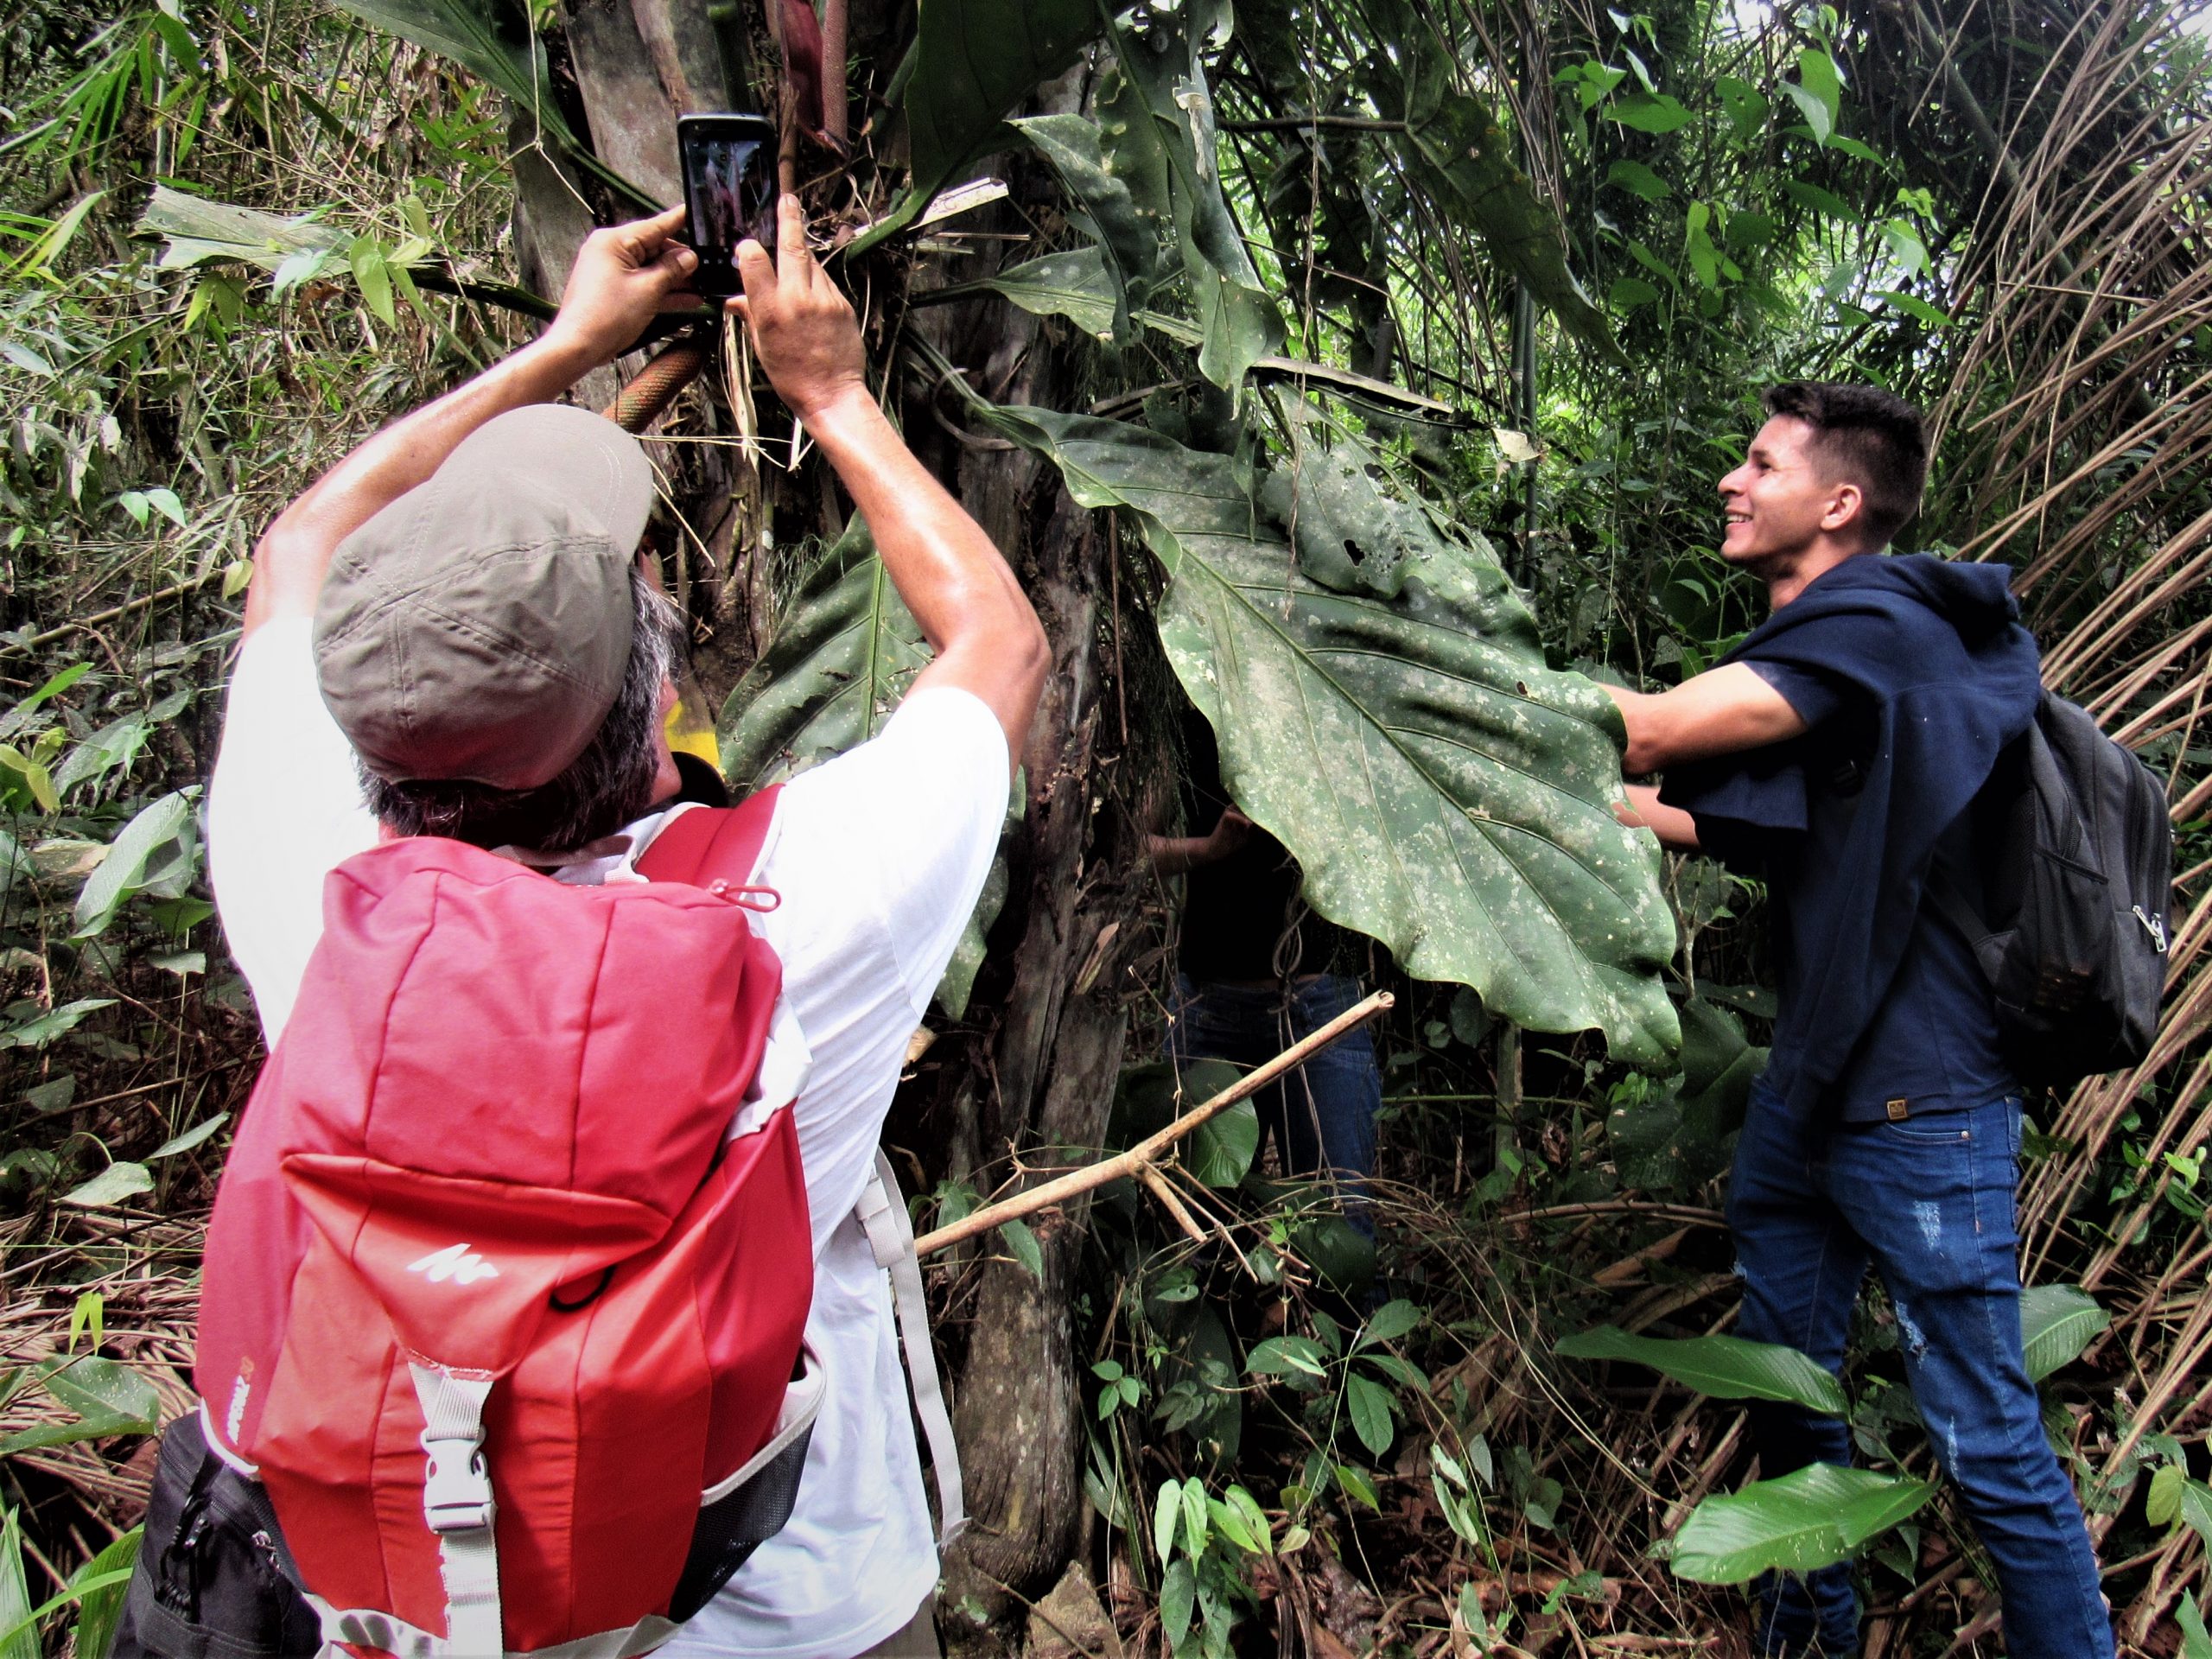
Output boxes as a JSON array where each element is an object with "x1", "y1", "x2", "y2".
[{"x1": 665, "y1": 675, "x2": 721, "y2": 769}]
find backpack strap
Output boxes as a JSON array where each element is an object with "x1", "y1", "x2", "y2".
[
  {"x1": 410, "y1": 1363, "x2": 502, "y2": 1655},
  {"x1": 855, "y1": 1152, "x2": 966, "y2": 1545},
  {"x1": 632, "y1": 788, "x2": 784, "y2": 890}
]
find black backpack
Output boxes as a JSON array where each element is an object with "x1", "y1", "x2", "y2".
[{"x1": 1934, "y1": 691, "x2": 2174, "y2": 1089}]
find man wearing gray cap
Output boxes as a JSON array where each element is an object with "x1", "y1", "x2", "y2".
[{"x1": 179, "y1": 196, "x2": 1046, "y2": 1658}]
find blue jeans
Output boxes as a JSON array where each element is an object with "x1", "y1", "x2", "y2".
[
  {"x1": 1726, "y1": 1081, "x2": 2113, "y2": 1657},
  {"x1": 1167, "y1": 974, "x2": 1381, "y2": 1233}
]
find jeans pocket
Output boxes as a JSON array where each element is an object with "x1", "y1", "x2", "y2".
[{"x1": 1879, "y1": 1115, "x2": 1975, "y2": 1145}]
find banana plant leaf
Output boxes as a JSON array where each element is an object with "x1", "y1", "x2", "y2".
[
  {"x1": 716, "y1": 522, "x2": 1006, "y2": 1017},
  {"x1": 1361, "y1": 1, "x2": 1619, "y2": 364},
  {"x1": 981, "y1": 403, "x2": 1677, "y2": 1063},
  {"x1": 855, "y1": 0, "x2": 1108, "y2": 252},
  {"x1": 1554, "y1": 1325, "x2": 1847, "y2": 1415},
  {"x1": 1012, "y1": 113, "x2": 1161, "y2": 340},
  {"x1": 1097, "y1": 0, "x2": 1281, "y2": 395},
  {"x1": 2019, "y1": 1284, "x2": 2107, "y2": 1382},
  {"x1": 328, "y1": 0, "x2": 653, "y2": 207},
  {"x1": 1670, "y1": 1465, "x2": 1935, "y2": 1584}
]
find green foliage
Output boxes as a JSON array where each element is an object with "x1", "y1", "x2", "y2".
[
  {"x1": 1669, "y1": 1464, "x2": 1935, "y2": 1584},
  {"x1": 1096, "y1": 1, "x2": 1282, "y2": 397},
  {"x1": 860, "y1": 0, "x2": 1107, "y2": 250},
  {"x1": 1011, "y1": 113, "x2": 1160, "y2": 339},
  {"x1": 985, "y1": 401, "x2": 1677, "y2": 1063},
  {"x1": 1368, "y1": 1, "x2": 1618, "y2": 361},
  {"x1": 1151, "y1": 1473, "x2": 1274, "y2": 1657},
  {"x1": 718, "y1": 522, "x2": 930, "y2": 787},
  {"x1": 2018, "y1": 1283, "x2": 2108, "y2": 1382},
  {"x1": 0, "y1": 1354, "x2": 160, "y2": 1454},
  {"x1": 1555, "y1": 1325, "x2": 1847, "y2": 1415},
  {"x1": 961, "y1": 247, "x2": 1119, "y2": 340},
  {"x1": 322, "y1": 0, "x2": 651, "y2": 207}
]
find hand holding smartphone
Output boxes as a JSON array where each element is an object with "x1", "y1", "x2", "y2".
[{"x1": 677, "y1": 113, "x2": 779, "y2": 296}]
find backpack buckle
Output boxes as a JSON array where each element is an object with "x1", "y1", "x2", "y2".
[{"x1": 420, "y1": 1433, "x2": 493, "y2": 1533}]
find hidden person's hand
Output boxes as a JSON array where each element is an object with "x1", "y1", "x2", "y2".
[
  {"x1": 728, "y1": 194, "x2": 869, "y2": 423},
  {"x1": 544, "y1": 205, "x2": 700, "y2": 368},
  {"x1": 1206, "y1": 808, "x2": 1255, "y2": 861}
]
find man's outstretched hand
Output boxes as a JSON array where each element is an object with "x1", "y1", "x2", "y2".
[
  {"x1": 543, "y1": 204, "x2": 701, "y2": 369},
  {"x1": 727, "y1": 194, "x2": 869, "y2": 423}
]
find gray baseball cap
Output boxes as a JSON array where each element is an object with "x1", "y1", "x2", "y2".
[{"x1": 313, "y1": 404, "x2": 656, "y2": 791}]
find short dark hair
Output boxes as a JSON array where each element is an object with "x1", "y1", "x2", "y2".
[
  {"x1": 1761, "y1": 381, "x2": 1929, "y2": 548},
  {"x1": 364, "y1": 572, "x2": 685, "y2": 852}
]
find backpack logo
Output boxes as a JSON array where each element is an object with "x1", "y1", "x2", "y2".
[{"x1": 407, "y1": 1243, "x2": 499, "y2": 1286}]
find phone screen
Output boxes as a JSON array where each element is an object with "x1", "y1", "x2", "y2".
[{"x1": 679, "y1": 118, "x2": 775, "y2": 293}]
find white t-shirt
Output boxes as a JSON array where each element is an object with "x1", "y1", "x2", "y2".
[{"x1": 207, "y1": 619, "x2": 1010, "y2": 1659}]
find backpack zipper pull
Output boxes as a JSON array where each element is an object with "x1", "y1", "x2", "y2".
[{"x1": 2134, "y1": 905, "x2": 2169, "y2": 953}]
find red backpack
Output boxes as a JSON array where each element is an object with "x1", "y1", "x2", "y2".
[{"x1": 194, "y1": 794, "x2": 821, "y2": 1656}]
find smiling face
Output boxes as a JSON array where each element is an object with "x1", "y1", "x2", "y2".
[{"x1": 1717, "y1": 416, "x2": 1870, "y2": 578}]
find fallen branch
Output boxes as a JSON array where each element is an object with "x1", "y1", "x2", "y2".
[
  {"x1": 5, "y1": 569, "x2": 226, "y2": 652},
  {"x1": 913, "y1": 988, "x2": 1395, "y2": 1258}
]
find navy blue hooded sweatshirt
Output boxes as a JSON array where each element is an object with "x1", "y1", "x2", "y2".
[{"x1": 1660, "y1": 554, "x2": 2043, "y2": 1122}]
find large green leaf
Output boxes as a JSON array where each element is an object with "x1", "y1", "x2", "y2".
[
  {"x1": 1097, "y1": 0, "x2": 1281, "y2": 394},
  {"x1": 0, "y1": 1356, "x2": 161, "y2": 1456},
  {"x1": 2019, "y1": 1284, "x2": 2107, "y2": 1382},
  {"x1": 719, "y1": 522, "x2": 931, "y2": 788},
  {"x1": 139, "y1": 187, "x2": 344, "y2": 273},
  {"x1": 1361, "y1": 2, "x2": 1619, "y2": 363},
  {"x1": 971, "y1": 247, "x2": 1120, "y2": 340},
  {"x1": 67, "y1": 1527, "x2": 142, "y2": 1659},
  {"x1": 1671, "y1": 1465, "x2": 1934, "y2": 1584},
  {"x1": 1012, "y1": 113, "x2": 1161, "y2": 339},
  {"x1": 73, "y1": 790, "x2": 196, "y2": 938},
  {"x1": 1189, "y1": 1102, "x2": 1260, "y2": 1188},
  {"x1": 982, "y1": 403, "x2": 1676, "y2": 1062},
  {"x1": 856, "y1": 0, "x2": 1108, "y2": 251},
  {"x1": 1555, "y1": 1325, "x2": 1846, "y2": 1415},
  {"x1": 717, "y1": 523, "x2": 1005, "y2": 1017}
]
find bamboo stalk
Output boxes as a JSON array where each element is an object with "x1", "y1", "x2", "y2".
[{"x1": 912, "y1": 989, "x2": 1394, "y2": 1258}]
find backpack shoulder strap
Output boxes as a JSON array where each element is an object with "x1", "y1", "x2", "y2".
[
  {"x1": 634, "y1": 788, "x2": 785, "y2": 890},
  {"x1": 855, "y1": 1152, "x2": 966, "y2": 1545}
]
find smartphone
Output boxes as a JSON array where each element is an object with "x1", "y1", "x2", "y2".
[{"x1": 677, "y1": 112, "x2": 778, "y2": 296}]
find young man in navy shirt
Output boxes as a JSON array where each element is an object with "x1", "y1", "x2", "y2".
[{"x1": 1608, "y1": 384, "x2": 2111, "y2": 1657}]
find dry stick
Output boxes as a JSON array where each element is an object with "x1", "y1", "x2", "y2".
[
  {"x1": 8, "y1": 569, "x2": 226, "y2": 652},
  {"x1": 913, "y1": 989, "x2": 1395, "y2": 1258}
]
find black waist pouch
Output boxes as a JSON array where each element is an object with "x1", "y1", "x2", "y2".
[{"x1": 112, "y1": 1412, "x2": 319, "y2": 1659}]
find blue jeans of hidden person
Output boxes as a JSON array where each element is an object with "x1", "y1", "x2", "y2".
[
  {"x1": 1727, "y1": 1079, "x2": 2113, "y2": 1657},
  {"x1": 1167, "y1": 974, "x2": 1381, "y2": 1236}
]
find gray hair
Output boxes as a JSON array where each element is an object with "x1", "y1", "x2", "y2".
[{"x1": 363, "y1": 571, "x2": 686, "y2": 852}]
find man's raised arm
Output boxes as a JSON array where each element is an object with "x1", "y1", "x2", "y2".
[
  {"x1": 1603, "y1": 664, "x2": 1807, "y2": 773},
  {"x1": 730, "y1": 196, "x2": 1049, "y2": 772},
  {"x1": 242, "y1": 207, "x2": 702, "y2": 639},
  {"x1": 1603, "y1": 664, "x2": 1809, "y2": 851}
]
